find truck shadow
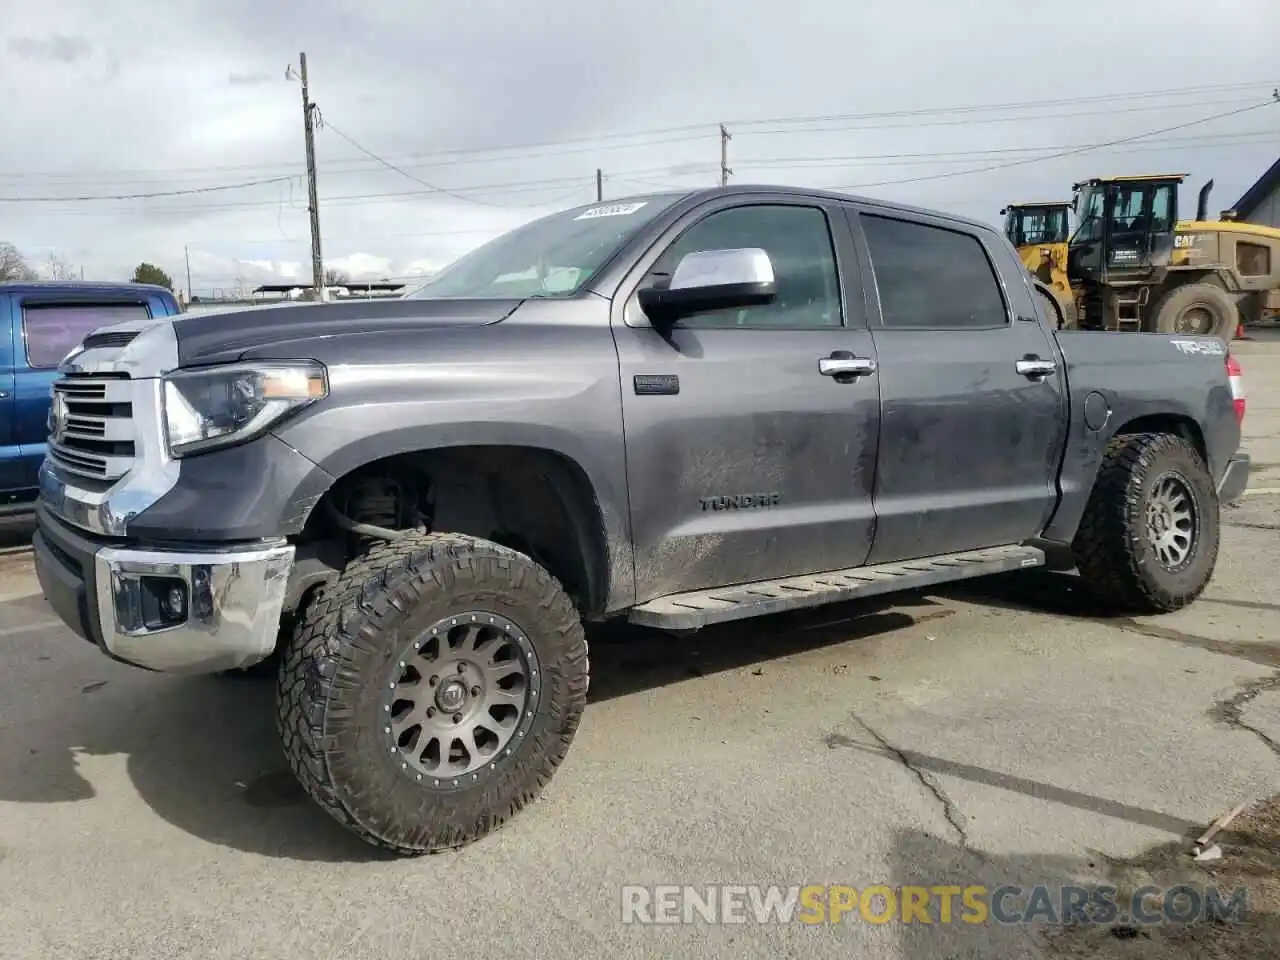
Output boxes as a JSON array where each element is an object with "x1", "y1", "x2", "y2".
[
  {"x1": 937, "y1": 569, "x2": 1280, "y2": 669},
  {"x1": 2, "y1": 591, "x2": 952, "y2": 863},
  {"x1": 0, "y1": 515, "x2": 35, "y2": 550}
]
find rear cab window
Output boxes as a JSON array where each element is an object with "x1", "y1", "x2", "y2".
[
  {"x1": 858, "y1": 213, "x2": 1009, "y2": 329},
  {"x1": 21, "y1": 302, "x2": 152, "y2": 369}
]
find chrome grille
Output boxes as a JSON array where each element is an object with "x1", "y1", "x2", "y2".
[{"x1": 48, "y1": 375, "x2": 136, "y2": 482}]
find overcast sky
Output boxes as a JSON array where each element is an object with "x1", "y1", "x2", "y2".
[{"x1": 1, "y1": 0, "x2": 1277, "y2": 294}]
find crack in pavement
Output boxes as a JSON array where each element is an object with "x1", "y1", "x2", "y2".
[
  {"x1": 829, "y1": 716, "x2": 977, "y2": 857},
  {"x1": 1210, "y1": 672, "x2": 1280, "y2": 761},
  {"x1": 1225, "y1": 519, "x2": 1280, "y2": 531}
]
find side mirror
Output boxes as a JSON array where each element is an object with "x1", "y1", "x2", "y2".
[{"x1": 637, "y1": 247, "x2": 776, "y2": 327}]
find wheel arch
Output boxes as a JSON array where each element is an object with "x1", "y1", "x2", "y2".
[
  {"x1": 1110, "y1": 413, "x2": 1209, "y2": 468},
  {"x1": 1040, "y1": 409, "x2": 1211, "y2": 545},
  {"x1": 290, "y1": 441, "x2": 624, "y2": 621}
]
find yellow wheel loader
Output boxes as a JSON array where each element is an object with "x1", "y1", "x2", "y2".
[
  {"x1": 1005, "y1": 175, "x2": 1280, "y2": 339},
  {"x1": 1001, "y1": 201, "x2": 1076, "y2": 326}
]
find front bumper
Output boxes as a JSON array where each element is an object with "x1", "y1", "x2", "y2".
[
  {"x1": 1217, "y1": 453, "x2": 1250, "y2": 506},
  {"x1": 34, "y1": 505, "x2": 294, "y2": 674}
]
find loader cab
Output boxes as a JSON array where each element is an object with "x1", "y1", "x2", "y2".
[
  {"x1": 1067, "y1": 174, "x2": 1184, "y2": 283},
  {"x1": 1002, "y1": 201, "x2": 1073, "y2": 298},
  {"x1": 1002, "y1": 202, "x2": 1071, "y2": 248}
]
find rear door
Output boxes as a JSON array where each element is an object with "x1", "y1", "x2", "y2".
[
  {"x1": 844, "y1": 204, "x2": 1068, "y2": 564},
  {"x1": 13, "y1": 295, "x2": 155, "y2": 490},
  {"x1": 611, "y1": 194, "x2": 882, "y2": 603}
]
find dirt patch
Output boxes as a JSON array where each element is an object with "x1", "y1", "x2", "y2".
[{"x1": 1045, "y1": 794, "x2": 1280, "y2": 958}]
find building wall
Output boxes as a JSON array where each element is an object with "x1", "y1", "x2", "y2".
[{"x1": 1243, "y1": 180, "x2": 1280, "y2": 228}]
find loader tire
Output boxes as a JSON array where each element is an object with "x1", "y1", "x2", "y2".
[
  {"x1": 276, "y1": 532, "x2": 588, "y2": 856},
  {"x1": 1151, "y1": 282, "x2": 1236, "y2": 340},
  {"x1": 1072, "y1": 433, "x2": 1220, "y2": 614}
]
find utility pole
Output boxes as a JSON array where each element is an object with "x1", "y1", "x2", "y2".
[
  {"x1": 288, "y1": 53, "x2": 325, "y2": 299},
  {"x1": 719, "y1": 124, "x2": 732, "y2": 187},
  {"x1": 184, "y1": 245, "x2": 193, "y2": 300},
  {"x1": 596, "y1": 168, "x2": 603, "y2": 202}
]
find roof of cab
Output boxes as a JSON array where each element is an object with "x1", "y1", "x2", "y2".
[
  {"x1": 1072, "y1": 174, "x2": 1189, "y2": 187},
  {"x1": 1001, "y1": 201, "x2": 1072, "y2": 210},
  {"x1": 0, "y1": 280, "x2": 179, "y2": 299},
  {"x1": 662, "y1": 183, "x2": 999, "y2": 235}
]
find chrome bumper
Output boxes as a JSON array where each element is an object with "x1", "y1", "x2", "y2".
[
  {"x1": 95, "y1": 543, "x2": 295, "y2": 673},
  {"x1": 35, "y1": 506, "x2": 294, "y2": 674}
]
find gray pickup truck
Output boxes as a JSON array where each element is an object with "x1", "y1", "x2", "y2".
[{"x1": 32, "y1": 185, "x2": 1250, "y2": 855}]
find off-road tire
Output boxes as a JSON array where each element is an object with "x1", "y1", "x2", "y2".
[
  {"x1": 276, "y1": 532, "x2": 588, "y2": 855},
  {"x1": 1072, "y1": 432, "x2": 1220, "y2": 614},
  {"x1": 1150, "y1": 282, "x2": 1237, "y2": 340}
]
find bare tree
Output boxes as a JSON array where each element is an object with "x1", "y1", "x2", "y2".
[
  {"x1": 323, "y1": 267, "x2": 350, "y2": 286},
  {"x1": 0, "y1": 241, "x2": 38, "y2": 282},
  {"x1": 45, "y1": 252, "x2": 77, "y2": 281}
]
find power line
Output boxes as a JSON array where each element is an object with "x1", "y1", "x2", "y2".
[
  {"x1": 16, "y1": 122, "x2": 1273, "y2": 216},
  {"x1": 322, "y1": 121, "x2": 541, "y2": 208},
  {"x1": 1, "y1": 79, "x2": 1274, "y2": 183},
  {"x1": 0, "y1": 174, "x2": 295, "y2": 203},
  {"x1": 740, "y1": 96, "x2": 1267, "y2": 136},
  {"x1": 9, "y1": 167, "x2": 710, "y2": 214},
  {"x1": 7, "y1": 99, "x2": 1275, "y2": 214},
  {"x1": 736, "y1": 131, "x2": 1280, "y2": 169},
  {"x1": 831, "y1": 96, "x2": 1280, "y2": 191}
]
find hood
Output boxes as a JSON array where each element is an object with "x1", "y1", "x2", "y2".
[{"x1": 172, "y1": 297, "x2": 523, "y2": 366}]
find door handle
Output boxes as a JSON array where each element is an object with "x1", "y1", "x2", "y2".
[
  {"x1": 1015, "y1": 356, "x2": 1057, "y2": 379},
  {"x1": 819, "y1": 352, "x2": 877, "y2": 378}
]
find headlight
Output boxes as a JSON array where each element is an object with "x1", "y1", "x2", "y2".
[{"x1": 161, "y1": 361, "x2": 328, "y2": 458}]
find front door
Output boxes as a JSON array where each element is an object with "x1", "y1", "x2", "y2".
[
  {"x1": 847, "y1": 204, "x2": 1067, "y2": 564},
  {"x1": 611, "y1": 196, "x2": 882, "y2": 604}
]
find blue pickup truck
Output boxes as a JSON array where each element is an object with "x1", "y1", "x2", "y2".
[{"x1": 0, "y1": 282, "x2": 181, "y2": 515}]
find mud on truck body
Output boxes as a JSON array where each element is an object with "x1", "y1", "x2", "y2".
[{"x1": 33, "y1": 186, "x2": 1250, "y2": 855}]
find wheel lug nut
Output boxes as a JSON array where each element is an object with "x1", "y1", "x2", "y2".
[
  {"x1": 471, "y1": 686, "x2": 481, "y2": 697},
  {"x1": 457, "y1": 663, "x2": 466, "y2": 674},
  {"x1": 452, "y1": 713, "x2": 462, "y2": 724},
  {"x1": 426, "y1": 707, "x2": 436, "y2": 718},
  {"x1": 429, "y1": 675, "x2": 439, "y2": 686}
]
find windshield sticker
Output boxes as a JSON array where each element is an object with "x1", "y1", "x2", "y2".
[
  {"x1": 575, "y1": 201, "x2": 648, "y2": 220},
  {"x1": 541, "y1": 267, "x2": 581, "y2": 293}
]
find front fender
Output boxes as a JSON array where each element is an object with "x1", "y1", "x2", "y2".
[{"x1": 273, "y1": 324, "x2": 634, "y2": 612}]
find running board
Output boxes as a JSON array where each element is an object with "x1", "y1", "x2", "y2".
[{"x1": 628, "y1": 544, "x2": 1045, "y2": 630}]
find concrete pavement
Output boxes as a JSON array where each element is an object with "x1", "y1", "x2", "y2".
[{"x1": 0, "y1": 330, "x2": 1276, "y2": 959}]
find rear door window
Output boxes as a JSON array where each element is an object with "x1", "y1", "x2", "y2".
[
  {"x1": 22, "y1": 302, "x2": 151, "y2": 369},
  {"x1": 859, "y1": 214, "x2": 1008, "y2": 329}
]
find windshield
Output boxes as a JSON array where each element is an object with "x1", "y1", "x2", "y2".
[
  {"x1": 1070, "y1": 186, "x2": 1105, "y2": 244},
  {"x1": 408, "y1": 194, "x2": 686, "y2": 299},
  {"x1": 1010, "y1": 207, "x2": 1069, "y2": 246}
]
